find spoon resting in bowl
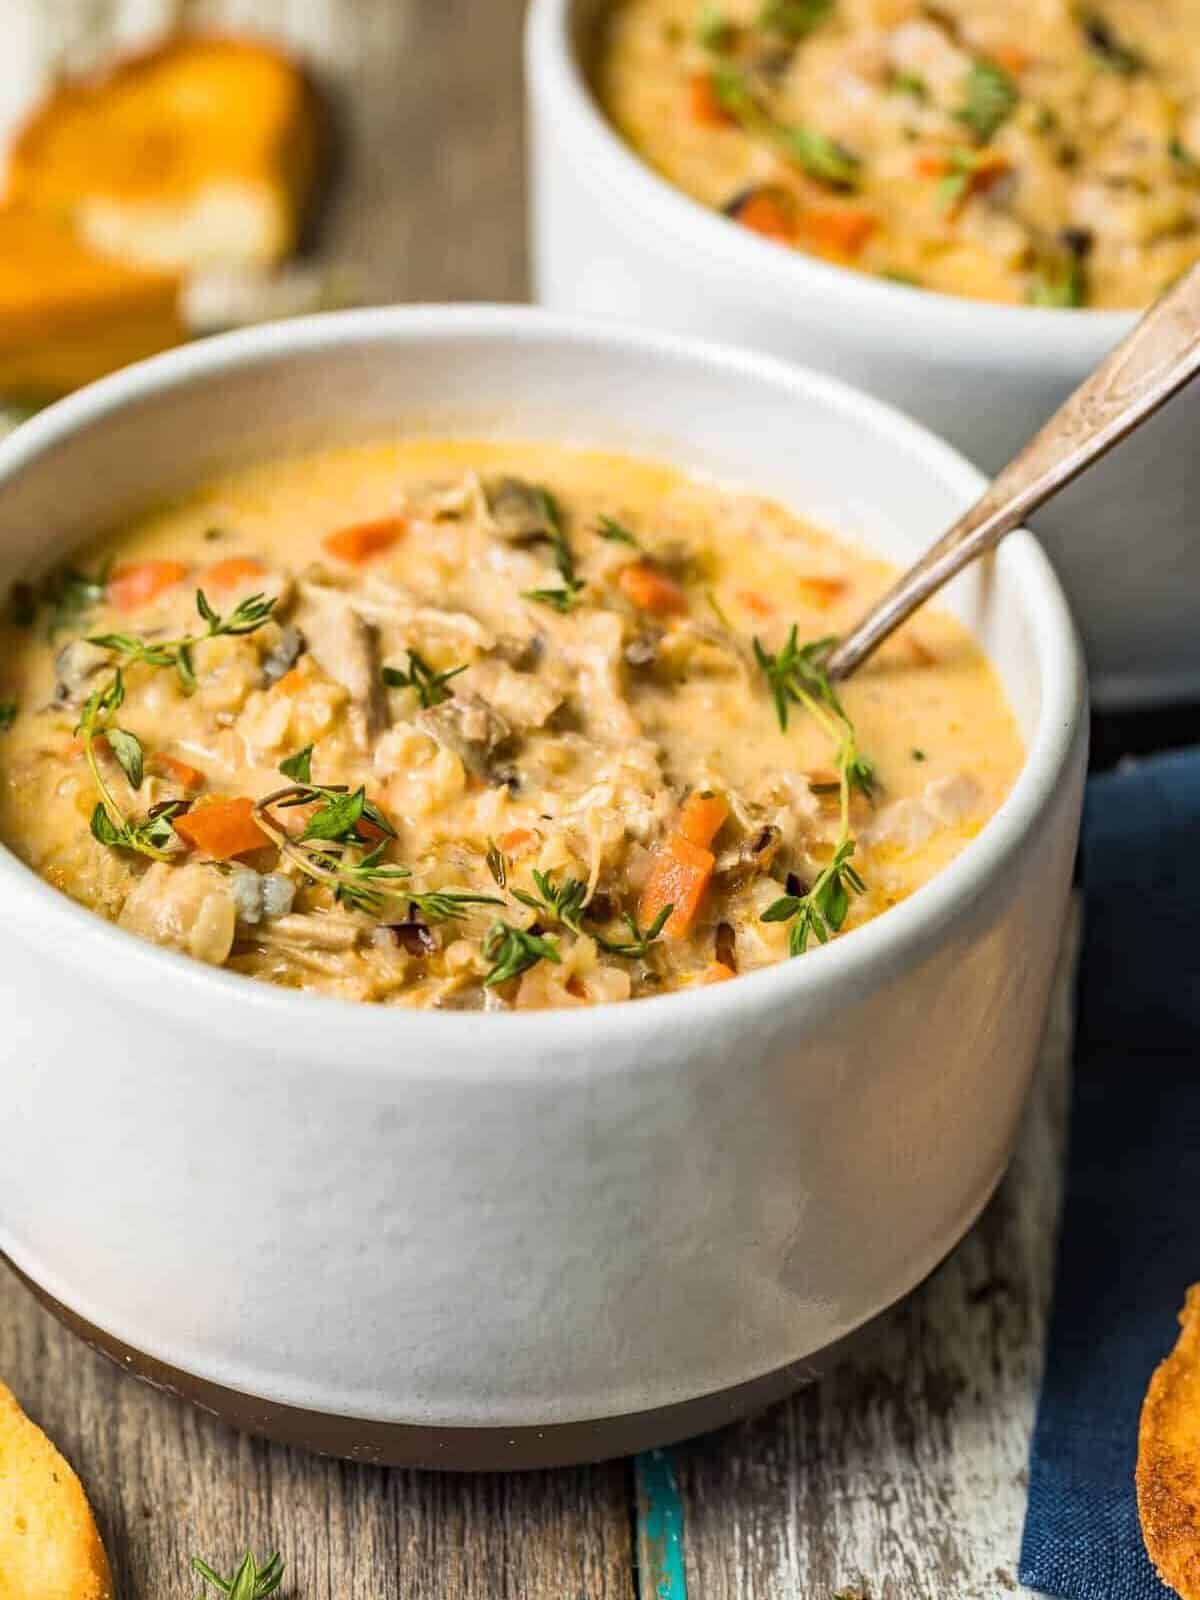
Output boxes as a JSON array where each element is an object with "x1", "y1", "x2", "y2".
[{"x1": 826, "y1": 261, "x2": 1200, "y2": 682}]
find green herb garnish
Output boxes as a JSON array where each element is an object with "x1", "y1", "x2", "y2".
[
  {"x1": 892, "y1": 70, "x2": 928, "y2": 100},
  {"x1": 1028, "y1": 256, "x2": 1088, "y2": 307},
  {"x1": 754, "y1": 626, "x2": 876, "y2": 955},
  {"x1": 255, "y1": 750, "x2": 499, "y2": 921},
  {"x1": 523, "y1": 579, "x2": 586, "y2": 613},
  {"x1": 912, "y1": 748, "x2": 926, "y2": 762},
  {"x1": 933, "y1": 147, "x2": 986, "y2": 209},
  {"x1": 595, "y1": 515, "x2": 640, "y2": 548},
  {"x1": 482, "y1": 920, "x2": 562, "y2": 986},
  {"x1": 697, "y1": 1, "x2": 730, "y2": 48},
  {"x1": 43, "y1": 564, "x2": 109, "y2": 639},
  {"x1": 757, "y1": 0, "x2": 834, "y2": 40},
  {"x1": 192, "y1": 1550, "x2": 284, "y2": 1599},
  {"x1": 712, "y1": 66, "x2": 860, "y2": 190},
  {"x1": 955, "y1": 59, "x2": 1018, "y2": 142},
  {"x1": 0, "y1": 699, "x2": 17, "y2": 731},
  {"x1": 76, "y1": 589, "x2": 278, "y2": 856},
  {"x1": 762, "y1": 838, "x2": 866, "y2": 954},
  {"x1": 1169, "y1": 134, "x2": 1199, "y2": 175},
  {"x1": 512, "y1": 867, "x2": 673, "y2": 960},
  {"x1": 382, "y1": 649, "x2": 468, "y2": 708}
]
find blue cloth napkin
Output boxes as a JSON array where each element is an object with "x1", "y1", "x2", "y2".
[{"x1": 1020, "y1": 747, "x2": 1200, "y2": 1598}]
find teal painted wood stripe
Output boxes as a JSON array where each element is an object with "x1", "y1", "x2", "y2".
[{"x1": 634, "y1": 1449, "x2": 689, "y2": 1600}]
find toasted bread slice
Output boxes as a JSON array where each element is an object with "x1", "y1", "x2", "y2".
[
  {"x1": 1139, "y1": 1285, "x2": 1200, "y2": 1597},
  {"x1": 6, "y1": 34, "x2": 324, "y2": 272},
  {"x1": 0, "y1": 1380, "x2": 114, "y2": 1600},
  {"x1": 0, "y1": 206, "x2": 184, "y2": 400}
]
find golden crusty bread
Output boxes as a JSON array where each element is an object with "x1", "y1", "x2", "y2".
[
  {"x1": 6, "y1": 33, "x2": 325, "y2": 272},
  {"x1": 0, "y1": 1380, "x2": 114, "y2": 1600},
  {"x1": 0, "y1": 205, "x2": 184, "y2": 400},
  {"x1": 1139, "y1": 1285, "x2": 1200, "y2": 1598}
]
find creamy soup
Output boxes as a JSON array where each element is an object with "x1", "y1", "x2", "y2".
[
  {"x1": 0, "y1": 441, "x2": 1022, "y2": 1009},
  {"x1": 595, "y1": 0, "x2": 1200, "y2": 307}
]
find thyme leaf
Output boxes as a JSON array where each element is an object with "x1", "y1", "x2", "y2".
[
  {"x1": 754, "y1": 625, "x2": 876, "y2": 955},
  {"x1": 1028, "y1": 255, "x2": 1088, "y2": 307},
  {"x1": 758, "y1": 0, "x2": 834, "y2": 40},
  {"x1": 522, "y1": 578, "x2": 586, "y2": 613},
  {"x1": 594, "y1": 515, "x2": 640, "y2": 548},
  {"x1": 482, "y1": 920, "x2": 562, "y2": 986},
  {"x1": 955, "y1": 59, "x2": 1018, "y2": 142},
  {"x1": 382, "y1": 650, "x2": 468, "y2": 708},
  {"x1": 0, "y1": 699, "x2": 17, "y2": 731},
  {"x1": 192, "y1": 1550, "x2": 284, "y2": 1599}
]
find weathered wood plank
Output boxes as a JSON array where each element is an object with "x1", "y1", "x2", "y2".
[
  {"x1": 0, "y1": 1275, "x2": 637, "y2": 1600},
  {"x1": 671, "y1": 912, "x2": 1077, "y2": 1600}
]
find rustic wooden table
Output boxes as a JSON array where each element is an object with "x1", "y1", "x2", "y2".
[{"x1": 0, "y1": 2, "x2": 1086, "y2": 1595}]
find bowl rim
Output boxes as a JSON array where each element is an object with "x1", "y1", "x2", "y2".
[
  {"x1": 0, "y1": 304, "x2": 1085, "y2": 1072},
  {"x1": 525, "y1": 0, "x2": 1139, "y2": 351}
]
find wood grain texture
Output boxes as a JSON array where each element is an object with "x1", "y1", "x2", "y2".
[{"x1": 0, "y1": 1, "x2": 1074, "y2": 1594}]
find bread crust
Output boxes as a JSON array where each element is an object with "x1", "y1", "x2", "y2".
[
  {"x1": 5, "y1": 32, "x2": 327, "y2": 269},
  {"x1": 0, "y1": 1380, "x2": 114, "y2": 1600},
  {"x1": 1139, "y1": 1285, "x2": 1200, "y2": 1598}
]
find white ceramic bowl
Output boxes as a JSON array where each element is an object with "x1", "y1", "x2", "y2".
[
  {"x1": 0, "y1": 307, "x2": 1085, "y2": 1469},
  {"x1": 527, "y1": 0, "x2": 1198, "y2": 709}
]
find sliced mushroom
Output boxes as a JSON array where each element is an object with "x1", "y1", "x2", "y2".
[
  {"x1": 261, "y1": 624, "x2": 306, "y2": 688},
  {"x1": 420, "y1": 693, "x2": 515, "y2": 783},
  {"x1": 295, "y1": 588, "x2": 387, "y2": 746},
  {"x1": 715, "y1": 823, "x2": 783, "y2": 889},
  {"x1": 485, "y1": 477, "x2": 555, "y2": 543},
  {"x1": 53, "y1": 638, "x2": 112, "y2": 705}
]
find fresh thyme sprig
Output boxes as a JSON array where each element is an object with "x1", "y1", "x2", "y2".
[
  {"x1": 594, "y1": 515, "x2": 640, "y2": 548},
  {"x1": 954, "y1": 59, "x2": 1018, "y2": 142},
  {"x1": 192, "y1": 1549, "x2": 284, "y2": 1599},
  {"x1": 761, "y1": 839, "x2": 866, "y2": 953},
  {"x1": 482, "y1": 920, "x2": 562, "y2": 986},
  {"x1": 76, "y1": 588, "x2": 278, "y2": 857},
  {"x1": 512, "y1": 867, "x2": 673, "y2": 959},
  {"x1": 754, "y1": 626, "x2": 876, "y2": 955},
  {"x1": 255, "y1": 749, "x2": 501, "y2": 921},
  {"x1": 382, "y1": 649, "x2": 467, "y2": 708},
  {"x1": 522, "y1": 489, "x2": 586, "y2": 612}
]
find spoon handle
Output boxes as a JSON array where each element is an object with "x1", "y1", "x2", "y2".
[{"x1": 825, "y1": 261, "x2": 1200, "y2": 681}]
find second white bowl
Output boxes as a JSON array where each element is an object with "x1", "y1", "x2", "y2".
[{"x1": 527, "y1": 0, "x2": 1199, "y2": 709}]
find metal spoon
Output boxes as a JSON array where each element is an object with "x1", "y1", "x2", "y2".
[{"x1": 825, "y1": 261, "x2": 1200, "y2": 681}]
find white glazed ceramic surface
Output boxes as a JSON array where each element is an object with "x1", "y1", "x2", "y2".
[
  {"x1": 0, "y1": 308, "x2": 1085, "y2": 1441},
  {"x1": 526, "y1": 0, "x2": 1198, "y2": 708}
]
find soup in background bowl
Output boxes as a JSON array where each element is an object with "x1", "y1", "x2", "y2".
[
  {"x1": 596, "y1": 0, "x2": 1200, "y2": 308},
  {"x1": 0, "y1": 438, "x2": 1022, "y2": 1009},
  {"x1": 528, "y1": 0, "x2": 1200, "y2": 709}
]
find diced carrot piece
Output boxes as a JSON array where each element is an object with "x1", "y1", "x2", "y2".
[
  {"x1": 322, "y1": 515, "x2": 407, "y2": 565},
  {"x1": 107, "y1": 559, "x2": 189, "y2": 613},
  {"x1": 678, "y1": 790, "x2": 730, "y2": 850},
  {"x1": 499, "y1": 827, "x2": 534, "y2": 853},
  {"x1": 737, "y1": 588, "x2": 775, "y2": 619},
  {"x1": 638, "y1": 832, "x2": 715, "y2": 940},
  {"x1": 617, "y1": 562, "x2": 689, "y2": 616},
  {"x1": 147, "y1": 753, "x2": 205, "y2": 791},
  {"x1": 733, "y1": 190, "x2": 797, "y2": 243},
  {"x1": 204, "y1": 555, "x2": 265, "y2": 589},
  {"x1": 915, "y1": 152, "x2": 952, "y2": 179},
  {"x1": 174, "y1": 797, "x2": 269, "y2": 859},
  {"x1": 273, "y1": 666, "x2": 308, "y2": 696},
  {"x1": 992, "y1": 44, "x2": 1030, "y2": 74},
  {"x1": 797, "y1": 207, "x2": 877, "y2": 261},
  {"x1": 65, "y1": 733, "x2": 108, "y2": 759},
  {"x1": 688, "y1": 72, "x2": 733, "y2": 127},
  {"x1": 798, "y1": 575, "x2": 848, "y2": 609},
  {"x1": 704, "y1": 961, "x2": 737, "y2": 984}
]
